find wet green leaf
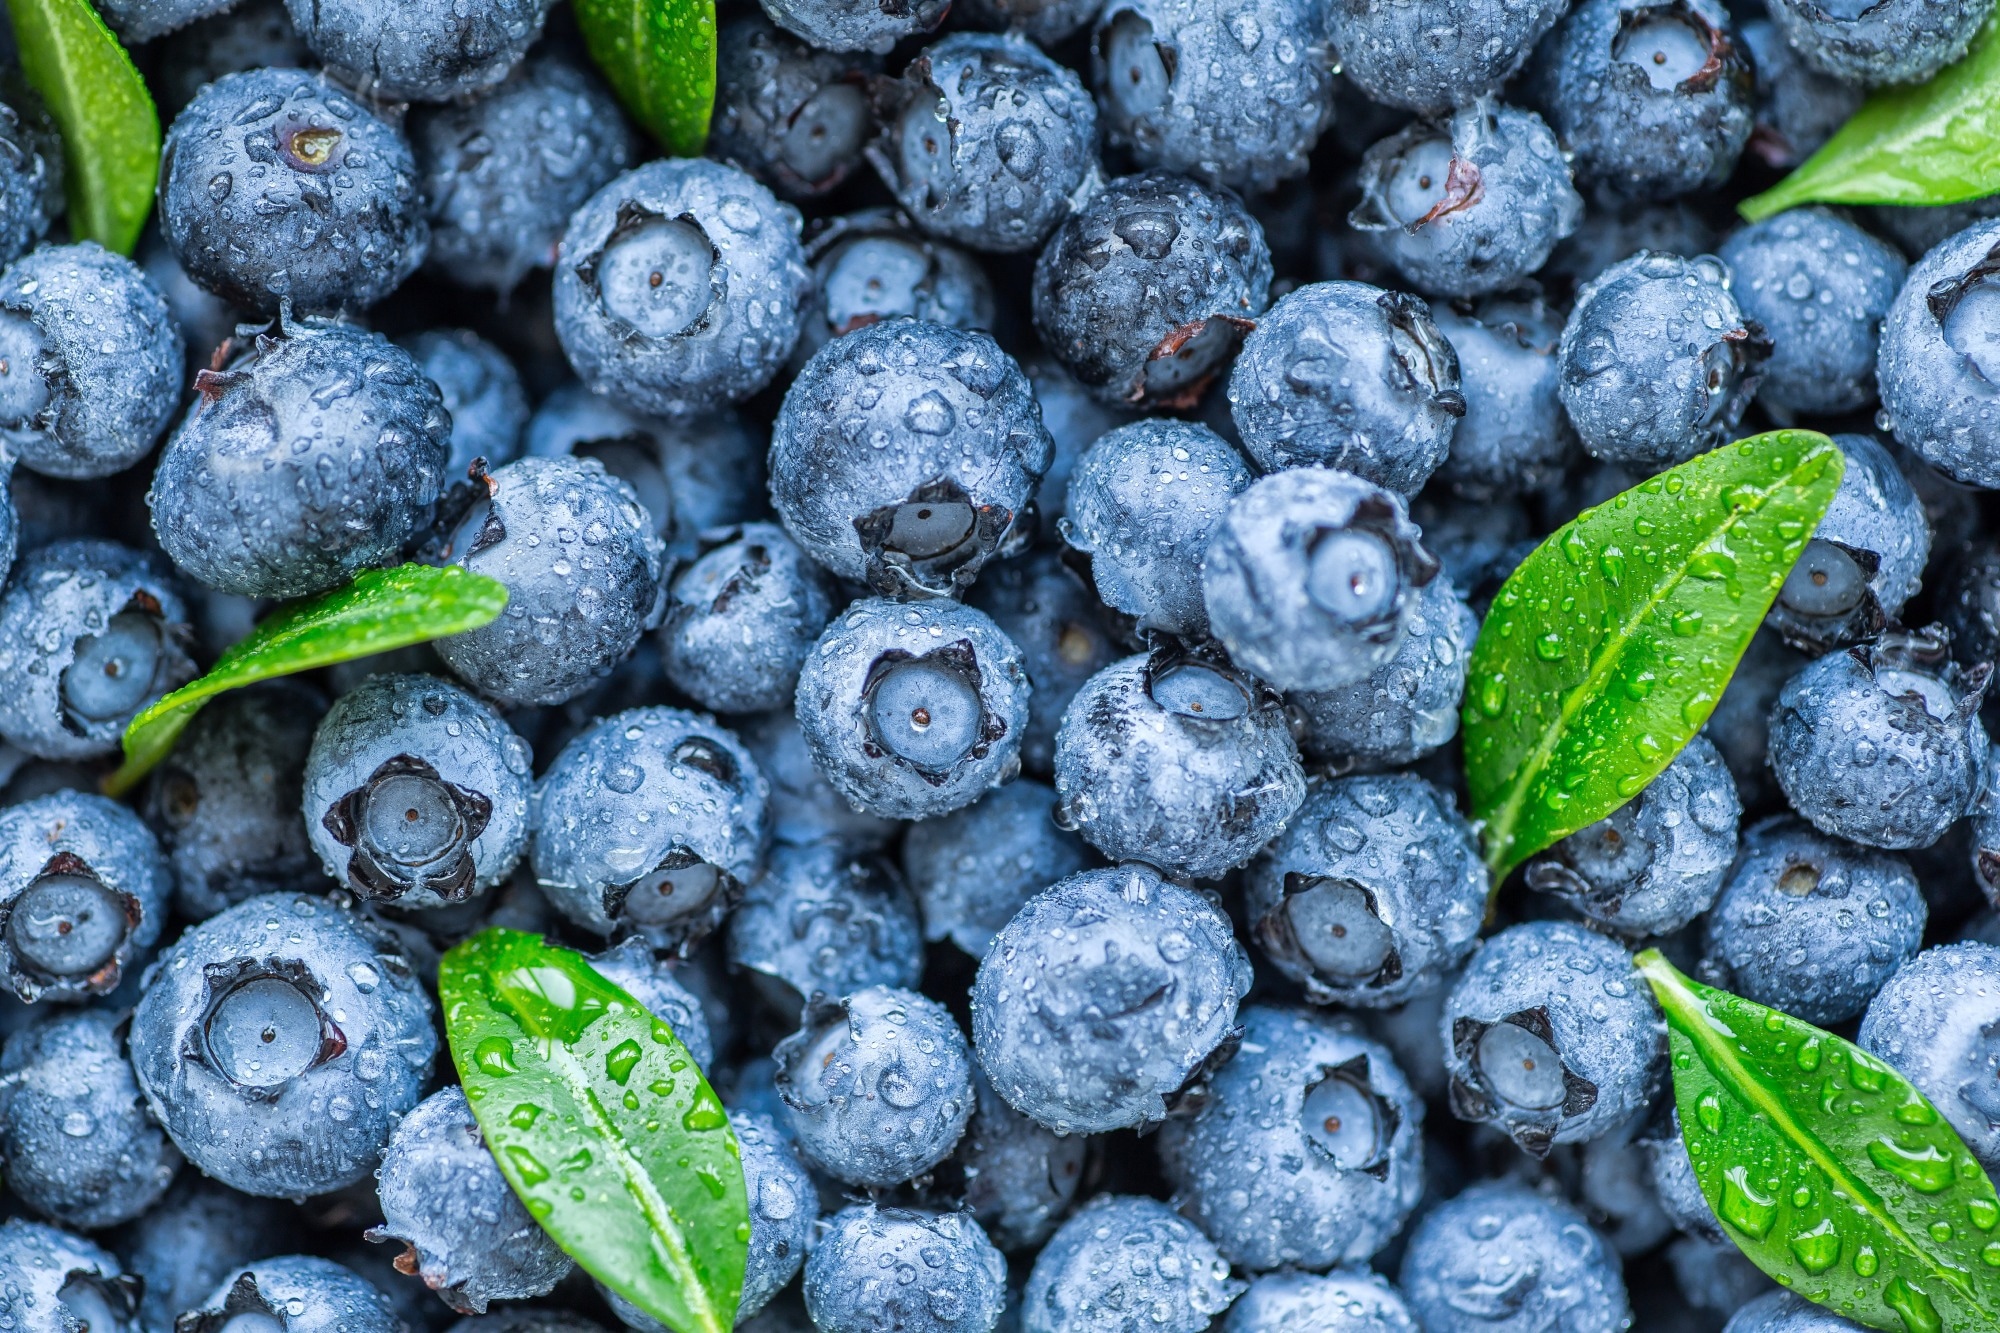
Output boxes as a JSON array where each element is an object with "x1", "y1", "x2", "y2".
[
  {"x1": 573, "y1": 0, "x2": 716, "y2": 156},
  {"x1": 1637, "y1": 951, "x2": 2000, "y2": 1333},
  {"x1": 5, "y1": 0, "x2": 159, "y2": 253},
  {"x1": 1742, "y1": 13, "x2": 2000, "y2": 221},
  {"x1": 1462, "y1": 431, "x2": 1844, "y2": 882},
  {"x1": 440, "y1": 929, "x2": 747, "y2": 1333},
  {"x1": 106, "y1": 563, "x2": 506, "y2": 796}
]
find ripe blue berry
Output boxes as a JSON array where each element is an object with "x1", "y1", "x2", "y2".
[
  {"x1": 0, "y1": 790, "x2": 170, "y2": 1003},
  {"x1": 1289, "y1": 574, "x2": 1477, "y2": 768},
  {"x1": 714, "y1": 16, "x2": 877, "y2": 200},
  {"x1": 1767, "y1": 434, "x2": 1930, "y2": 654},
  {"x1": 1878, "y1": 217, "x2": 2000, "y2": 488},
  {"x1": 902, "y1": 779, "x2": 1094, "y2": 958},
  {"x1": 1399, "y1": 1183, "x2": 1629, "y2": 1332},
  {"x1": 1858, "y1": 942, "x2": 2000, "y2": 1171},
  {"x1": 1022, "y1": 1196, "x2": 1243, "y2": 1333},
  {"x1": 725, "y1": 840, "x2": 921, "y2": 1015},
  {"x1": 805, "y1": 1205, "x2": 1006, "y2": 1333}
]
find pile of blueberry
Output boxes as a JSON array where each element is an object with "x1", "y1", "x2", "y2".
[{"x1": 0, "y1": 0, "x2": 1997, "y2": 1328}]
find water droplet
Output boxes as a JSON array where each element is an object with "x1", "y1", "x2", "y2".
[
  {"x1": 1855, "y1": 1245, "x2": 1878, "y2": 1277},
  {"x1": 1796, "y1": 1039, "x2": 1822, "y2": 1072},
  {"x1": 682, "y1": 1089, "x2": 726, "y2": 1132},
  {"x1": 508, "y1": 1103, "x2": 542, "y2": 1130},
  {"x1": 1535, "y1": 631, "x2": 1565, "y2": 661},
  {"x1": 475, "y1": 1036, "x2": 519, "y2": 1078},
  {"x1": 1681, "y1": 691, "x2": 1716, "y2": 728},
  {"x1": 605, "y1": 1039, "x2": 643, "y2": 1086},
  {"x1": 1478, "y1": 675, "x2": 1509, "y2": 718},
  {"x1": 1671, "y1": 608, "x2": 1704, "y2": 637},
  {"x1": 1848, "y1": 1054, "x2": 1889, "y2": 1093},
  {"x1": 1896, "y1": 1099, "x2": 1938, "y2": 1126},
  {"x1": 1697, "y1": 1091, "x2": 1724, "y2": 1134},
  {"x1": 505, "y1": 1145, "x2": 549, "y2": 1185},
  {"x1": 1789, "y1": 1219, "x2": 1840, "y2": 1273},
  {"x1": 695, "y1": 1163, "x2": 728, "y2": 1199},
  {"x1": 1866, "y1": 1138, "x2": 1956, "y2": 1193},
  {"x1": 650, "y1": 1078, "x2": 676, "y2": 1098},
  {"x1": 1884, "y1": 1276, "x2": 1941, "y2": 1333},
  {"x1": 1930, "y1": 1220, "x2": 1954, "y2": 1242},
  {"x1": 1719, "y1": 1166, "x2": 1779, "y2": 1239},
  {"x1": 1561, "y1": 529, "x2": 1588, "y2": 566},
  {"x1": 1984, "y1": 1242, "x2": 2000, "y2": 1266},
  {"x1": 1970, "y1": 1198, "x2": 1999, "y2": 1231},
  {"x1": 1622, "y1": 668, "x2": 1656, "y2": 701},
  {"x1": 1689, "y1": 551, "x2": 1737, "y2": 581},
  {"x1": 1600, "y1": 548, "x2": 1626, "y2": 585}
]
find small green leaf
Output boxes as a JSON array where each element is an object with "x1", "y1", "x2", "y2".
[
  {"x1": 440, "y1": 928, "x2": 747, "y2": 1333},
  {"x1": 1463, "y1": 431, "x2": 1844, "y2": 882},
  {"x1": 5, "y1": 0, "x2": 159, "y2": 253},
  {"x1": 105, "y1": 563, "x2": 506, "y2": 796},
  {"x1": 1741, "y1": 12, "x2": 2000, "y2": 221},
  {"x1": 1636, "y1": 951, "x2": 2000, "y2": 1333},
  {"x1": 573, "y1": 0, "x2": 717, "y2": 156}
]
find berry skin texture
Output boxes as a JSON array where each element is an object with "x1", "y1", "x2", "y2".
[
  {"x1": 1766, "y1": 434, "x2": 1930, "y2": 654},
  {"x1": 793, "y1": 210, "x2": 996, "y2": 367},
  {"x1": 128, "y1": 892, "x2": 437, "y2": 1198},
  {"x1": 1766, "y1": 0, "x2": 1991, "y2": 86},
  {"x1": 1033, "y1": 172, "x2": 1272, "y2": 409},
  {"x1": 0, "y1": 243, "x2": 184, "y2": 479},
  {"x1": 0, "y1": 539, "x2": 195, "y2": 760},
  {"x1": 1245, "y1": 774, "x2": 1487, "y2": 1009},
  {"x1": 1441, "y1": 921, "x2": 1663, "y2": 1155},
  {"x1": 1720, "y1": 209, "x2": 1906, "y2": 419},
  {"x1": 737, "y1": 708, "x2": 899, "y2": 853},
  {"x1": 774, "y1": 985, "x2": 973, "y2": 1187},
  {"x1": 1769, "y1": 628, "x2": 1989, "y2": 850},
  {"x1": 958, "y1": 0, "x2": 1102, "y2": 44},
  {"x1": 1558, "y1": 252, "x2": 1769, "y2": 468},
  {"x1": 1159, "y1": 1004, "x2": 1425, "y2": 1271},
  {"x1": 804, "y1": 1205, "x2": 1006, "y2": 1333},
  {"x1": 965, "y1": 548, "x2": 1119, "y2": 775},
  {"x1": 1203, "y1": 467, "x2": 1442, "y2": 692},
  {"x1": 110, "y1": 1176, "x2": 299, "y2": 1333},
  {"x1": 1703, "y1": 816, "x2": 1926, "y2": 1026},
  {"x1": 1349, "y1": 100, "x2": 1582, "y2": 300},
  {"x1": 713, "y1": 16, "x2": 878, "y2": 201},
  {"x1": 725, "y1": 840, "x2": 921, "y2": 1014},
  {"x1": 0, "y1": 791, "x2": 169, "y2": 1003},
  {"x1": 1052, "y1": 649, "x2": 1305, "y2": 879},
  {"x1": 0, "y1": 104, "x2": 47, "y2": 270},
  {"x1": 1092, "y1": 0, "x2": 1335, "y2": 193},
  {"x1": 759, "y1": 0, "x2": 948, "y2": 54},
  {"x1": 158, "y1": 69, "x2": 427, "y2": 315},
  {"x1": 399, "y1": 330, "x2": 530, "y2": 479},
  {"x1": 1225, "y1": 281, "x2": 1464, "y2": 494},
  {"x1": 901, "y1": 779, "x2": 1094, "y2": 958},
  {"x1": 972, "y1": 864, "x2": 1252, "y2": 1135},
  {"x1": 433, "y1": 455, "x2": 668, "y2": 707},
  {"x1": 957, "y1": 1071, "x2": 1086, "y2": 1252},
  {"x1": 586, "y1": 938, "x2": 715, "y2": 1069},
  {"x1": 794, "y1": 597, "x2": 1029, "y2": 821},
  {"x1": 1530, "y1": 0, "x2": 1754, "y2": 201},
  {"x1": 1879, "y1": 218, "x2": 2000, "y2": 488},
  {"x1": 661, "y1": 522, "x2": 837, "y2": 716},
  {"x1": 1021, "y1": 1195, "x2": 1244, "y2": 1333},
  {"x1": 0, "y1": 1007, "x2": 180, "y2": 1230},
  {"x1": 1399, "y1": 1182, "x2": 1631, "y2": 1333},
  {"x1": 1741, "y1": 18, "x2": 1863, "y2": 173},
  {"x1": 554, "y1": 159, "x2": 810, "y2": 419},
  {"x1": 874, "y1": 33, "x2": 1099, "y2": 253},
  {"x1": 1525, "y1": 732, "x2": 1742, "y2": 937},
  {"x1": 532, "y1": 706, "x2": 769, "y2": 952},
  {"x1": 1223, "y1": 1268, "x2": 1418, "y2": 1333},
  {"x1": 1858, "y1": 943, "x2": 2000, "y2": 1171},
  {"x1": 0, "y1": 1219, "x2": 138, "y2": 1333},
  {"x1": 1329, "y1": 0, "x2": 1568, "y2": 114},
  {"x1": 149, "y1": 317, "x2": 451, "y2": 600},
  {"x1": 284, "y1": 0, "x2": 551, "y2": 101},
  {"x1": 1289, "y1": 574, "x2": 1477, "y2": 768},
  {"x1": 1061, "y1": 418, "x2": 1254, "y2": 638},
  {"x1": 366, "y1": 1087, "x2": 573, "y2": 1314},
  {"x1": 303, "y1": 674, "x2": 533, "y2": 910},
  {"x1": 178, "y1": 1256, "x2": 403, "y2": 1333}
]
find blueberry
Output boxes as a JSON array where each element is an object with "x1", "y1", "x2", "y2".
[
  {"x1": 723, "y1": 844, "x2": 921, "y2": 1013},
  {"x1": 737, "y1": 709, "x2": 898, "y2": 853},
  {"x1": 1544, "y1": 198, "x2": 1719, "y2": 292},
  {"x1": 804, "y1": 1205, "x2": 1006, "y2": 1333},
  {"x1": 432, "y1": 455, "x2": 667, "y2": 706},
  {"x1": 134, "y1": 222, "x2": 234, "y2": 370},
  {"x1": 1092, "y1": 0, "x2": 1334, "y2": 193},
  {"x1": 0, "y1": 540, "x2": 194, "y2": 760},
  {"x1": 1407, "y1": 492, "x2": 1534, "y2": 606},
  {"x1": 285, "y1": 0, "x2": 549, "y2": 100},
  {"x1": 1290, "y1": 574, "x2": 1477, "y2": 768},
  {"x1": 958, "y1": 0, "x2": 1102, "y2": 44},
  {"x1": 1431, "y1": 296, "x2": 1578, "y2": 501},
  {"x1": 1246, "y1": 774, "x2": 1486, "y2": 1008},
  {"x1": 159, "y1": 70, "x2": 426, "y2": 314},
  {"x1": 0, "y1": 1219, "x2": 139, "y2": 1333},
  {"x1": 965, "y1": 549, "x2": 1119, "y2": 776},
  {"x1": 1671, "y1": 1237, "x2": 1779, "y2": 1317},
  {"x1": 1766, "y1": 0, "x2": 1989, "y2": 86},
  {"x1": 397, "y1": 331, "x2": 529, "y2": 479},
  {"x1": 0, "y1": 791, "x2": 168, "y2": 1003},
  {"x1": 1645, "y1": 1107, "x2": 1724, "y2": 1242},
  {"x1": 0, "y1": 1007, "x2": 180, "y2": 1230},
  {"x1": 109, "y1": 1176, "x2": 298, "y2": 1333},
  {"x1": 1525, "y1": 733, "x2": 1741, "y2": 937},
  {"x1": 1769, "y1": 627, "x2": 1989, "y2": 850},
  {"x1": 1350, "y1": 101, "x2": 1581, "y2": 299},
  {"x1": 1060, "y1": 418, "x2": 1253, "y2": 638},
  {"x1": 1878, "y1": 218, "x2": 2000, "y2": 488},
  {"x1": 1530, "y1": 0, "x2": 1754, "y2": 201},
  {"x1": 1222, "y1": 1269, "x2": 1417, "y2": 1333},
  {"x1": 956, "y1": 1071, "x2": 1086, "y2": 1252},
  {"x1": 1032, "y1": 172, "x2": 1271, "y2": 409},
  {"x1": 1021, "y1": 1195, "x2": 1243, "y2": 1333},
  {"x1": 304, "y1": 674, "x2": 533, "y2": 910},
  {"x1": 1768, "y1": 435, "x2": 1930, "y2": 654},
  {"x1": 1575, "y1": 1110, "x2": 1676, "y2": 1255},
  {"x1": 714, "y1": 16, "x2": 877, "y2": 200},
  {"x1": 129, "y1": 893, "x2": 436, "y2": 1197},
  {"x1": 585, "y1": 937, "x2": 715, "y2": 1069},
  {"x1": 365, "y1": 1087, "x2": 572, "y2": 1313},
  {"x1": 1857, "y1": 943, "x2": 2000, "y2": 1170},
  {"x1": 759, "y1": 0, "x2": 947, "y2": 54},
  {"x1": 151, "y1": 0, "x2": 312, "y2": 116},
  {"x1": 902, "y1": 779, "x2": 1094, "y2": 957},
  {"x1": 1020, "y1": 355, "x2": 1136, "y2": 529},
  {"x1": 150, "y1": 316, "x2": 450, "y2": 599},
  {"x1": 176, "y1": 1256, "x2": 401, "y2": 1333},
  {"x1": 1328, "y1": 0, "x2": 1569, "y2": 114},
  {"x1": 875, "y1": 34, "x2": 1098, "y2": 253},
  {"x1": 1941, "y1": 539, "x2": 2000, "y2": 672},
  {"x1": 1558, "y1": 251, "x2": 1768, "y2": 468},
  {"x1": 532, "y1": 706, "x2": 768, "y2": 951},
  {"x1": 1052, "y1": 648, "x2": 1304, "y2": 879},
  {"x1": 972, "y1": 863, "x2": 1251, "y2": 1134},
  {"x1": 774, "y1": 985, "x2": 973, "y2": 1186},
  {"x1": 793, "y1": 211, "x2": 996, "y2": 368},
  {"x1": 95, "y1": 0, "x2": 237, "y2": 43},
  {"x1": 1225, "y1": 282, "x2": 1463, "y2": 493},
  {"x1": 661, "y1": 523, "x2": 837, "y2": 716},
  {"x1": 1161, "y1": 1004, "x2": 1424, "y2": 1270},
  {"x1": 771, "y1": 320, "x2": 1049, "y2": 597},
  {"x1": 1398, "y1": 1182, "x2": 1630, "y2": 1332},
  {"x1": 1741, "y1": 19, "x2": 1864, "y2": 172},
  {"x1": 1705, "y1": 630, "x2": 1806, "y2": 810},
  {"x1": 1726, "y1": 1291, "x2": 1875, "y2": 1333},
  {"x1": 448, "y1": 1315, "x2": 610, "y2": 1333},
  {"x1": 1441, "y1": 921, "x2": 1663, "y2": 1154},
  {"x1": 1872, "y1": 197, "x2": 2000, "y2": 261},
  {"x1": 1702, "y1": 816, "x2": 1925, "y2": 1025}
]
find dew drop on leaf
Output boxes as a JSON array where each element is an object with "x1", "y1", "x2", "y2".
[
  {"x1": 505, "y1": 1144, "x2": 550, "y2": 1185},
  {"x1": 605, "y1": 1038, "x2": 643, "y2": 1086},
  {"x1": 682, "y1": 1089, "x2": 726, "y2": 1132},
  {"x1": 1796, "y1": 1038, "x2": 1821, "y2": 1071},
  {"x1": 1884, "y1": 1276, "x2": 1942, "y2": 1333},
  {"x1": 1697, "y1": 1090, "x2": 1724, "y2": 1133},
  {"x1": 1855, "y1": 1245, "x2": 1878, "y2": 1277},
  {"x1": 475, "y1": 1036, "x2": 518, "y2": 1077},
  {"x1": 1478, "y1": 674, "x2": 1509, "y2": 718},
  {"x1": 1984, "y1": 1242, "x2": 2000, "y2": 1266},
  {"x1": 508, "y1": 1102, "x2": 541, "y2": 1130},
  {"x1": 1865, "y1": 1138, "x2": 1957, "y2": 1194},
  {"x1": 1720, "y1": 1164, "x2": 1780, "y2": 1239},
  {"x1": 1970, "y1": 1198, "x2": 1999, "y2": 1231},
  {"x1": 1789, "y1": 1219, "x2": 1841, "y2": 1274}
]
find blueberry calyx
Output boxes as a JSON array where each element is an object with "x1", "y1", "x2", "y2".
[
  {"x1": 321, "y1": 754, "x2": 493, "y2": 904},
  {"x1": 1253, "y1": 874, "x2": 1406, "y2": 993},
  {"x1": 854, "y1": 475, "x2": 1010, "y2": 597},
  {"x1": 185, "y1": 957, "x2": 349, "y2": 1102},
  {"x1": 1611, "y1": 2, "x2": 1730, "y2": 94},
  {"x1": 859, "y1": 640, "x2": 1002, "y2": 781},
  {"x1": 1448, "y1": 1007, "x2": 1599, "y2": 1157},
  {"x1": 0, "y1": 851, "x2": 138, "y2": 996},
  {"x1": 1300, "y1": 1054, "x2": 1400, "y2": 1180},
  {"x1": 174, "y1": 1271, "x2": 284, "y2": 1333}
]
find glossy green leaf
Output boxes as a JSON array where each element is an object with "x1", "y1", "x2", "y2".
[
  {"x1": 5, "y1": 0, "x2": 158, "y2": 253},
  {"x1": 1463, "y1": 431, "x2": 1844, "y2": 882},
  {"x1": 105, "y1": 563, "x2": 506, "y2": 796},
  {"x1": 1637, "y1": 951, "x2": 2000, "y2": 1333},
  {"x1": 441, "y1": 929, "x2": 747, "y2": 1333},
  {"x1": 573, "y1": 0, "x2": 716, "y2": 156},
  {"x1": 1742, "y1": 13, "x2": 2000, "y2": 220}
]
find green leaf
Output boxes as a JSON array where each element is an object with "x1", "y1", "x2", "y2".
[
  {"x1": 5, "y1": 0, "x2": 158, "y2": 253},
  {"x1": 1463, "y1": 431, "x2": 1844, "y2": 882},
  {"x1": 440, "y1": 928, "x2": 747, "y2": 1333},
  {"x1": 1636, "y1": 951, "x2": 2000, "y2": 1333},
  {"x1": 1741, "y1": 12, "x2": 2000, "y2": 221},
  {"x1": 572, "y1": 0, "x2": 716, "y2": 157},
  {"x1": 105, "y1": 563, "x2": 506, "y2": 797}
]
